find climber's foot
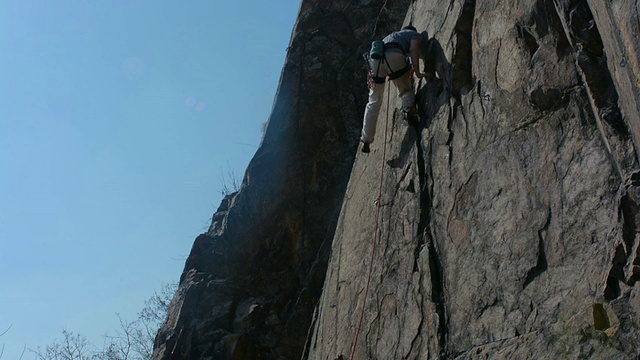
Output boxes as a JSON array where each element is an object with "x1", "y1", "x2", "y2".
[{"x1": 403, "y1": 110, "x2": 419, "y2": 126}]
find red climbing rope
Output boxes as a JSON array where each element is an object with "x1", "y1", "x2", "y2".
[{"x1": 349, "y1": 82, "x2": 392, "y2": 360}]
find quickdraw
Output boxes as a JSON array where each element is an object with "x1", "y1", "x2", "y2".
[{"x1": 363, "y1": 53, "x2": 377, "y2": 90}]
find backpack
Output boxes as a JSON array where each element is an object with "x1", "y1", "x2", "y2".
[{"x1": 369, "y1": 40, "x2": 385, "y2": 60}]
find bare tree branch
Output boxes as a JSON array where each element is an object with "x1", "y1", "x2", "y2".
[
  {"x1": 19, "y1": 344, "x2": 26, "y2": 360},
  {"x1": 0, "y1": 324, "x2": 12, "y2": 337},
  {"x1": 32, "y1": 282, "x2": 177, "y2": 360},
  {"x1": 219, "y1": 162, "x2": 241, "y2": 196}
]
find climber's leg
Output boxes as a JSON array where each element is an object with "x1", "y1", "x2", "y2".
[
  {"x1": 394, "y1": 71, "x2": 415, "y2": 113},
  {"x1": 361, "y1": 81, "x2": 385, "y2": 144}
]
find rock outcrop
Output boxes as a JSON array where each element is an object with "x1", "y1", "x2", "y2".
[
  {"x1": 152, "y1": 1, "x2": 410, "y2": 359},
  {"x1": 154, "y1": 1, "x2": 640, "y2": 359},
  {"x1": 308, "y1": 0, "x2": 640, "y2": 359}
]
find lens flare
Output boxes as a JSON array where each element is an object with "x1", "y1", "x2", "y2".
[{"x1": 185, "y1": 96, "x2": 197, "y2": 107}]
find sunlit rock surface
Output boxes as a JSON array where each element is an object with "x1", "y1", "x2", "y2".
[{"x1": 154, "y1": 1, "x2": 640, "y2": 359}]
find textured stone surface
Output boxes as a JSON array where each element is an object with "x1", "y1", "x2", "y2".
[
  {"x1": 586, "y1": 0, "x2": 640, "y2": 156},
  {"x1": 308, "y1": 0, "x2": 640, "y2": 359},
  {"x1": 151, "y1": 1, "x2": 411, "y2": 359},
  {"x1": 154, "y1": 0, "x2": 640, "y2": 359}
]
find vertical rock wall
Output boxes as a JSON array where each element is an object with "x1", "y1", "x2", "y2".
[
  {"x1": 152, "y1": 1, "x2": 411, "y2": 359},
  {"x1": 587, "y1": 0, "x2": 640, "y2": 154},
  {"x1": 153, "y1": 0, "x2": 640, "y2": 358},
  {"x1": 308, "y1": 0, "x2": 640, "y2": 359}
]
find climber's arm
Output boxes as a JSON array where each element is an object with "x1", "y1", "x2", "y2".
[{"x1": 410, "y1": 38, "x2": 424, "y2": 78}]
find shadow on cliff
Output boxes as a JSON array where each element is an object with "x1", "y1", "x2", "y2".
[
  {"x1": 387, "y1": 37, "x2": 451, "y2": 169},
  {"x1": 419, "y1": 37, "x2": 453, "y2": 125}
]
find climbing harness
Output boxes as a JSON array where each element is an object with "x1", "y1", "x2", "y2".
[
  {"x1": 364, "y1": 41, "x2": 412, "y2": 89},
  {"x1": 363, "y1": 54, "x2": 377, "y2": 90},
  {"x1": 384, "y1": 43, "x2": 410, "y2": 80},
  {"x1": 349, "y1": 71, "x2": 393, "y2": 360}
]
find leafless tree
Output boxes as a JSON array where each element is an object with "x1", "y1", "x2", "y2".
[
  {"x1": 0, "y1": 325, "x2": 14, "y2": 360},
  {"x1": 32, "y1": 282, "x2": 177, "y2": 360},
  {"x1": 0, "y1": 325, "x2": 7, "y2": 359},
  {"x1": 32, "y1": 330, "x2": 94, "y2": 360},
  {"x1": 219, "y1": 163, "x2": 241, "y2": 196}
]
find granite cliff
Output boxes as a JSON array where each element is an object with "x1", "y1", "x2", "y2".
[{"x1": 153, "y1": 1, "x2": 640, "y2": 359}]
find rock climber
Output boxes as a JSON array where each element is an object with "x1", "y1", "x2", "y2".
[{"x1": 360, "y1": 25, "x2": 427, "y2": 153}]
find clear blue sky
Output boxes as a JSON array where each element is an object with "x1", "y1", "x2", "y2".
[{"x1": 0, "y1": 0, "x2": 300, "y2": 357}]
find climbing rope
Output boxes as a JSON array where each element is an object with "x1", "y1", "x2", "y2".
[{"x1": 349, "y1": 78, "x2": 393, "y2": 360}]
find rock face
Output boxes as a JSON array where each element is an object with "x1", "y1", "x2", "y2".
[
  {"x1": 151, "y1": 1, "x2": 410, "y2": 359},
  {"x1": 154, "y1": 0, "x2": 640, "y2": 359},
  {"x1": 308, "y1": 0, "x2": 640, "y2": 359}
]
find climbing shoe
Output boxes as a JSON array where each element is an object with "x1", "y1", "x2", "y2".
[{"x1": 361, "y1": 142, "x2": 370, "y2": 153}]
